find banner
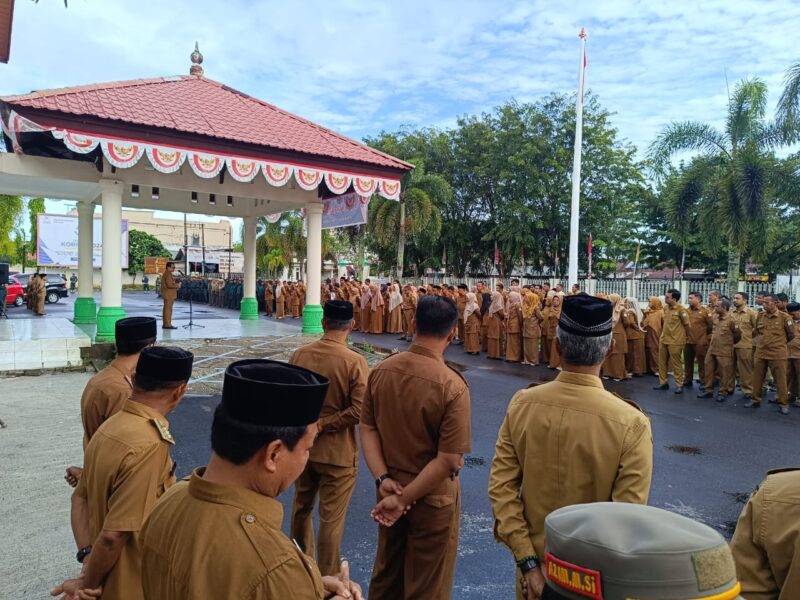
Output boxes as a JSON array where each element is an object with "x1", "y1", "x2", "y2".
[
  {"x1": 37, "y1": 214, "x2": 129, "y2": 269},
  {"x1": 144, "y1": 256, "x2": 169, "y2": 274},
  {"x1": 322, "y1": 192, "x2": 369, "y2": 230}
]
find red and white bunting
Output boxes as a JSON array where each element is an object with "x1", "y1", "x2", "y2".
[
  {"x1": 102, "y1": 140, "x2": 144, "y2": 169},
  {"x1": 324, "y1": 172, "x2": 352, "y2": 195},
  {"x1": 262, "y1": 162, "x2": 293, "y2": 187},
  {"x1": 379, "y1": 179, "x2": 401, "y2": 200},
  {"x1": 146, "y1": 146, "x2": 185, "y2": 173},
  {"x1": 63, "y1": 132, "x2": 100, "y2": 154},
  {"x1": 353, "y1": 176, "x2": 377, "y2": 196},
  {"x1": 295, "y1": 168, "x2": 322, "y2": 191},
  {"x1": 225, "y1": 157, "x2": 260, "y2": 182},
  {"x1": 188, "y1": 152, "x2": 224, "y2": 178}
]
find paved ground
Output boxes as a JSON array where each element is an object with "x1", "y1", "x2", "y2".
[{"x1": 2, "y1": 298, "x2": 798, "y2": 598}]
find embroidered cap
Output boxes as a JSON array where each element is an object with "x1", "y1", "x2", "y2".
[
  {"x1": 558, "y1": 295, "x2": 613, "y2": 337},
  {"x1": 544, "y1": 502, "x2": 743, "y2": 600}
]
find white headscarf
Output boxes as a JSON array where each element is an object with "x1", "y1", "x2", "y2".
[
  {"x1": 464, "y1": 292, "x2": 479, "y2": 321},
  {"x1": 388, "y1": 283, "x2": 403, "y2": 312},
  {"x1": 489, "y1": 291, "x2": 505, "y2": 316}
]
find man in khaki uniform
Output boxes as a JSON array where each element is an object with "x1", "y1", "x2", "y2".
[
  {"x1": 654, "y1": 288, "x2": 691, "y2": 394},
  {"x1": 787, "y1": 303, "x2": 800, "y2": 406},
  {"x1": 52, "y1": 347, "x2": 193, "y2": 600},
  {"x1": 139, "y1": 359, "x2": 362, "y2": 600},
  {"x1": 731, "y1": 468, "x2": 800, "y2": 599},
  {"x1": 684, "y1": 291, "x2": 713, "y2": 389},
  {"x1": 749, "y1": 294, "x2": 795, "y2": 414},
  {"x1": 455, "y1": 284, "x2": 468, "y2": 345},
  {"x1": 732, "y1": 292, "x2": 758, "y2": 399},
  {"x1": 64, "y1": 317, "x2": 158, "y2": 487},
  {"x1": 362, "y1": 295, "x2": 471, "y2": 600},
  {"x1": 698, "y1": 298, "x2": 740, "y2": 401},
  {"x1": 289, "y1": 301, "x2": 367, "y2": 576},
  {"x1": 161, "y1": 261, "x2": 180, "y2": 329},
  {"x1": 400, "y1": 284, "x2": 417, "y2": 341},
  {"x1": 489, "y1": 295, "x2": 653, "y2": 600}
]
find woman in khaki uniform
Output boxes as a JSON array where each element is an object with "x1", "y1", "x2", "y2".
[
  {"x1": 359, "y1": 284, "x2": 371, "y2": 333},
  {"x1": 547, "y1": 294, "x2": 563, "y2": 369},
  {"x1": 464, "y1": 292, "x2": 481, "y2": 354},
  {"x1": 624, "y1": 296, "x2": 647, "y2": 376},
  {"x1": 487, "y1": 291, "x2": 506, "y2": 359},
  {"x1": 522, "y1": 290, "x2": 543, "y2": 366},
  {"x1": 386, "y1": 284, "x2": 403, "y2": 334},
  {"x1": 540, "y1": 295, "x2": 553, "y2": 364},
  {"x1": 369, "y1": 284, "x2": 385, "y2": 334},
  {"x1": 505, "y1": 291, "x2": 524, "y2": 362},
  {"x1": 275, "y1": 282, "x2": 285, "y2": 319},
  {"x1": 602, "y1": 294, "x2": 629, "y2": 380},
  {"x1": 264, "y1": 281, "x2": 274, "y2": 317},
  {"x1": 642, "y1": 296, "x2": 664, "y2": 375}
]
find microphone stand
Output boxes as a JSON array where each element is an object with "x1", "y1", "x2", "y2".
[{"x1": 182, "y1": 276, "x2": 204, "y2": 329}]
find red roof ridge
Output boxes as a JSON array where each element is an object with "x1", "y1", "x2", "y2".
[{"x1": 2, "y1": 76, "x2": 192, "y2": 102}]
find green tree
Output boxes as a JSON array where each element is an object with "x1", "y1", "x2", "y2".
[
  {"x1": 128, "y1": 229, "x2": 171, "y2": 283},
  {"x1": 26, "y1": 197, "x2": 46, "y2": 257},
  {"x1": 0, "y1": 195, "x2": 23, "y2": 261},
  {"x1": 649, "y1": 78, "x2": 798, "y2": 297}
]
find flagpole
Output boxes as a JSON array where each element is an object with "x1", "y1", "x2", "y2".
[{"x1": 567, "y1": 27, "x2": 587, "y2": 289}]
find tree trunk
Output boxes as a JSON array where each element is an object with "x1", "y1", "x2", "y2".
[
  {"x1": 727, "y1": 234, "x2": 740, "y2": 299},
  {"x1": 396, "y1": 199, "x2": 406, "y2": 280}
]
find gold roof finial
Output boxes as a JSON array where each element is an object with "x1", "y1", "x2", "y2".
[{"x1": 190, "y1": 42, "x2": 204, "y2": 76}]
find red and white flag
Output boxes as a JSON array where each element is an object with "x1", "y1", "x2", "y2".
[
  {"x1": 494, "y1": 241, "x2": 500, "y2": 265},
  {"x1": 579, "y1": 27, "x2": 588, "y2": 104}
]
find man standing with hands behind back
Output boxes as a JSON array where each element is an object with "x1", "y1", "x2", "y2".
[{"x1": 161, "y1": 262, "x2": 180, "y2": 329}]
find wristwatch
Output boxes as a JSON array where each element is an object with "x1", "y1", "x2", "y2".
[
  {"x1": 76, "y1": 545, "x2": 92, "y2": 563},
  {"x1": 375, "y1": 473, "x2": 391, "y2": 488},
  {"x1": 517, "y1": 555, "x2": 539, "y2": 574}
]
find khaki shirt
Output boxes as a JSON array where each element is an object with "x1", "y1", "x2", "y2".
[
  {"x1": 507, "y1": 306, "x2": 523, "y2": 334},
  {"x1": 488, "y1": 371, "x2": 653, "y2": 560},
  {"x1": 456, "y1": 293, "x2": 467, "y2": 321},
  {"x1": 161, "y1": 271, "x2": 178, "y2": 300},
  {"x1": 289, "y1": 335, "x2": 367, "y2": 467},
  {"x1": 686, "y1": 305, "x2": 713, "y2": 345},
  {"x1": 731, "y1": 306, "x2": 758, "y2": 349},
  {"x1": 708, "y1": 312, "x2": 739, "y2": 358},
  {"x1": 74, "y1": 400, "x2": 177, "y2": 600},
  {"x1": 141, "y1": 469, "x2": 325, "y2": 600},
  {"x1": 660, "y1": 303, "x2": 691, "y2": 345},
  {"x1": 360, "y1": 344, "x2": 471, "y2": 479},
  {"x1": 731, "y1": 469, "x2": 800, "y2": 600},
  {"x1": 80, "y1": 358, "x2": 134, "y2": 449},
  {"x1": 755, "y1": 311, "x2": 795, "y2": 360}
]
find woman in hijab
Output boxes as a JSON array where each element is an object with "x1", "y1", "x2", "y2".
[
  {"x1": 547, "y1": 294, "x2": 563, "y2": 369},
  {"x1": 386, "y1": 283, "x2": 404, "y2": 334},
  {"x1": 369, "y1": 283, "x2": 385, "y2": 334},
  {"x1": 463, "y1": 292, "x2": 481, "y2": 355},
  {"x1": 480, "y1": 292, "x2": 492, "y2": 353},
  {"x1": 505, "y1": 291, "x2": 524, "y2": 362},
  {"x1": 487, "y1": 291, "x2": 506, "y2": 359},
  {"x1": 642, "y1": 296, "x2": 664, "y2": 376},
  {"x1": 602, "y1": 293, "x2": 629, "y2": 380},
  {"x1": 275, "y1": 281, "x2": 285, "y2": 320},
  {"x1": 359, "y1": 284, "x2": 372, "y2": 333},
  {"x1": 624, "y1": 296, "x2": 647, "y2": 377},
  {"x1": 522, "y1": 289, "x2": 543, "y2": 366}
]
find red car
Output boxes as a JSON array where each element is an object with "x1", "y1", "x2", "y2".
[{"x1": 5, "y1": 276, "x2": 27, "y2": 307}]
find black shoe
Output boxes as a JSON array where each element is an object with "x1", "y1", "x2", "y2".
[
  {"x1": 768, "y1": 397, "x2": 778, "y2": 404},
  {"x1": 743, "y1": 393, "x2": 753, "y2": 400},
  {"x1": 697, "y1": 392, "x2": 713, "y2": 399},
  {"x1": 716, "y1": 394, "x2": 728, "y2": 402},
  {"x1": 683, "y1": 381, "x2": 693, "y2": 388},
  {"x1": 653, "y1": 384, "x2": 669, "y2": 391},
  {"x1": 163, "y1": 325, "x2": 178, "y2": 330},
  {"x1": 398, "y1": 337, "x2": 407, "y2": 341},
  {"x1": 744, "y1": 400, "x2": 761, "y2": 408},
  {"x1": 674, "y1": 388, "x2": 684, "y2": 395}
]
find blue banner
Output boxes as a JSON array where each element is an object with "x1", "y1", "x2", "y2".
[{"x1": 322, "y1": 192, "x2": 369, "y2": 230}]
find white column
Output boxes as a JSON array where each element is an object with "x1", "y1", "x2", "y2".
[
  {"x1": 305, "y1": 203, "x2": 322, "y2": 307},
  {"x1": 100, "y1": 180, "x2": 123, "y2": 308},
  {"x1": 243, "y1": 216, "x2": 257, "y2": 299},
  {"x1": 77, "y1": 201, "x2": 95, "y2": 298}
]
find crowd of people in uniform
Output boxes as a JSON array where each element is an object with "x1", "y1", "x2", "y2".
[{"x1": 51, "y1": 291, "x2": 799, "y2": 600}]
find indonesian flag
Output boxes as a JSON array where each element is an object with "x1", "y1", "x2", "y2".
[
  {"x1": 579, "y1": 27, "x2": 588, "y2": 104},
  {"x1": 587, "y1": 232, "x2": 593, "y2": 256},
  {"x1": 494, "y1": 241, "x2": 500, "y2": 265}
]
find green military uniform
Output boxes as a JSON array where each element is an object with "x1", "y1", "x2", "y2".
[{"x1": 543, "y1": 502, "x2": 744, "y2": 599}]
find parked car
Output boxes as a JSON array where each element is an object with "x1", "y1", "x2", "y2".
[
  {"x1": 4, "y1": 276, "x2": 27, "y2": 307},
  {"x1": 13, "y1": 273, "x2": 69, "y2": 304}
]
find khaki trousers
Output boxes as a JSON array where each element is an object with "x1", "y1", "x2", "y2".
[
  {"x1": 684, "y1": 343, "x2": 708, "y2": 384},
  {"x1": 481, "y1": 324, "x2": 489, "y2": 353},
  {"x1": 734, "y1": 347, "x2": 754, "y2": 394},
  {"x1": 659, "y1": 343, "x2": 684, "y2": 387},
  {"x1": 457, "y1": 319, "x2": 465, "y2": 342},
  {"x1": 162, "y1": 297, "x2": 174, "y2": 327},
  {"x1": 291, "y1": 461, "x2": 357, "y2": 577},
  {"x1": 704, "y1": 353, "x2": 734, "y2": 395},
  {"x1": 403, "y1": 309, "x2": 415, "y2": 339},
  {"x1": 368, "y1": 486, "x2": 460, "y2": 600},
  {"x1": 753, "y1": 358, "x2": 788, "y2": 405},
  {"x1": 789, "y1": 358, "x2": 800, "y2": 399}
]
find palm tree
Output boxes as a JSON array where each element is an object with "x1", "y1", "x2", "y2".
[
  {"x1": 369, "y1": 161, "x2": 450, "y2": 279},
  {"x1": 778, "y1": 61, "x2": 800, "y2": 141},
  {"x1": 648, "y1": 78, "x2": 794, "y2": 298},
  {"x1": 256, "y1": 211, "x2": 337, "y2": 279}
]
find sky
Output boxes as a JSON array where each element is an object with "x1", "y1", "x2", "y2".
[{"x1": 2, "y1": 0, "x2": 799, "y2": 239}]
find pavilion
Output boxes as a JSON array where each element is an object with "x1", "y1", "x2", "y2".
[{"x1": 0, "y1": 45, "x2": 412, "y2": 340}]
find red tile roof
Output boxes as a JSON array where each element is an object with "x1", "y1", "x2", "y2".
[
  {"x1": 0, "y1": 0, "x2": 14, "y2": 64},
  {"x1": 1, "y1": 75, "x2": 412, "y2": 172}
]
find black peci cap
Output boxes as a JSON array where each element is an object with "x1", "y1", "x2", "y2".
[
  {"x1": 221, "y1": 359, "x2": 329, "y2": 427},
  {"x1": 116, "y1": 316, "x2": 157, "y2": 343},
  {"x1": 558, "y1": 295, "x2": 613, "y2": 337},
  {"x1": 136, "y1": 346, "x2": 194, "y2": 382},
  {"x1": 324, "y1": 300, "x2": 353, "y2": 321}
]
